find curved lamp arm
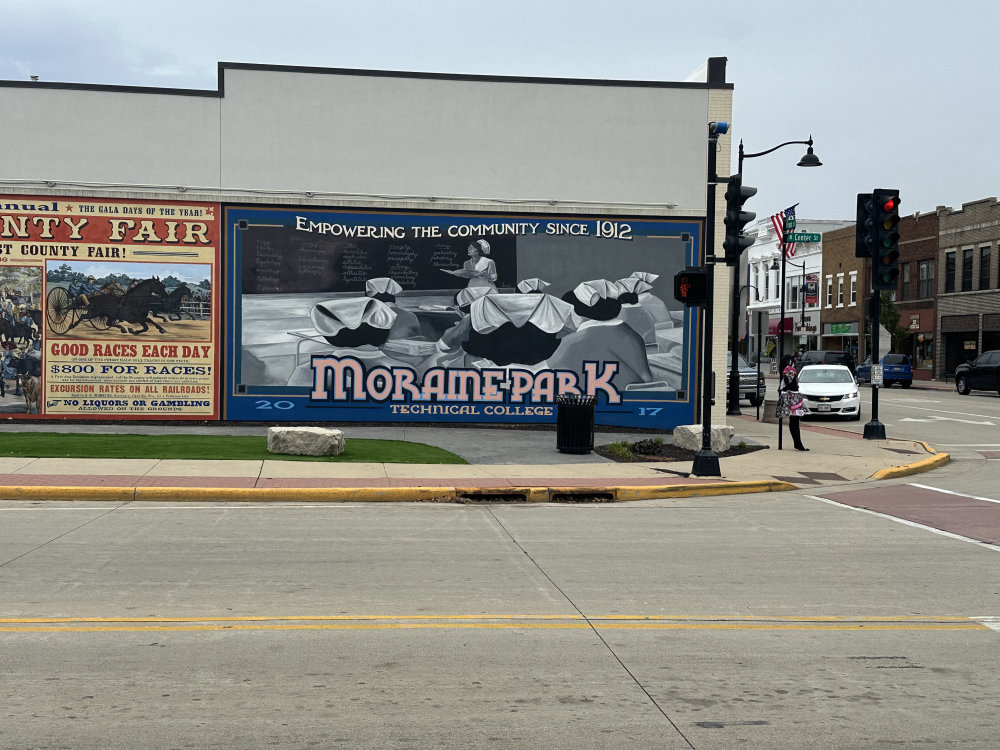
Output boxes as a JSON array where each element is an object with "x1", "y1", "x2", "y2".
[
  {"x1": 740, "y1": 137, "x2": 814, "y2": 160},
  {"x1": 739, "y1": 136, "x2": 821, "y2": 171}
]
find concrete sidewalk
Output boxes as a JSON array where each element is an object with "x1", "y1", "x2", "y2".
[{"x1": 0, "y1": 415, "x2": 948, "y2": 502}]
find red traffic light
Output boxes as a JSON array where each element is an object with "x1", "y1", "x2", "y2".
[{"x1": 883, "y1": 198, "x2": 895, "y2": 212}]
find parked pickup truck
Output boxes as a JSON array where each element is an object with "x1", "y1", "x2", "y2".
[
  {"x1": 856, "y1": 353, "x2": 913, "y2": 388},
  {"x1": 726, "y1": 354, "x2": 767, "y2": 406}
]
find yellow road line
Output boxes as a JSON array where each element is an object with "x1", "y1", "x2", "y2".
[
  {"x1": 0, "y1": 614, "x2": 990, "y2": 633},
  {"x1": 0, "y1": 613, "x2": 977, "y2": 624},
  {"x1": 0, "y1": 623, "x2": 985, "y2": 632}
]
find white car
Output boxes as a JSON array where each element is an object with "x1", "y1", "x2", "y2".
[{"x1": 796, "y1": 364, "x2": 861, "y2": 421}]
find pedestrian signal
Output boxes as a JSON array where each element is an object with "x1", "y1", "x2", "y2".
[{"x1": 673, "y1": 267, "x2": 709, "y2": 306}]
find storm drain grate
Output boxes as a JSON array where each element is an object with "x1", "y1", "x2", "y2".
[
  {"x1": 550, "y1": 491, "x2": 616, "y2": 503},
  {"x1": 458, "y1": 492, "x2": 529, "y2": 503}
]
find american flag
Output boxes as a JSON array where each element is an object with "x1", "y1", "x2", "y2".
[{"x1": 770, "y1": 206, "x2": 797, "y2": 258}]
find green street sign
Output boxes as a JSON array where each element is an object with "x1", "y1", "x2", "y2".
[
  {"x1": 785, "y1": 218, "x2": 796, "y2": 229},
  {"x1": 786, "y1": 232, "x2": 821, "y2": 242}
]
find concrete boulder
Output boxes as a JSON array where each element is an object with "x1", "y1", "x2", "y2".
[
  {"x1": 267, "y1": 426, "x2": 345, "y2": 457},
  {"x1": 672, "y1": 424, "x2": 736, "y2": 453}
]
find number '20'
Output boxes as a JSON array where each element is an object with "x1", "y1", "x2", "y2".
[{"x1": 255, "y1": 399, "x2": 295, "y2": 410}]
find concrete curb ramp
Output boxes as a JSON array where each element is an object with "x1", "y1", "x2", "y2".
[{"x1": 869, "y1": 443, "x2": 951, "y2": 480}]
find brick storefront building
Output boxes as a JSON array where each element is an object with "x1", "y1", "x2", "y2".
[
  {"x1": 819, "y1": 224, "x2": 865, "y2": 362},
  {"x1": 937, "y1": 198, "x2": 1000, "y2": 376},
  {"x1": 895, "y1": 211, "x2": 940, "y2": 380},
  {"x1": 821, "y1": 210, "x2": 941, "y2": 379}
]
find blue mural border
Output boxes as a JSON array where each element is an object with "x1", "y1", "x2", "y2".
[{"x1": 222, "y1": 204, "x2": 702, "y2": 430}]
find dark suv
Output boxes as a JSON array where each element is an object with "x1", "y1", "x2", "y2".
[
  {"x1": 795, "y1": 350, "x2": 856, "y2": 374},
  {"x1": 954, "y1": 350, "x2": 1000, "y2": 395}
]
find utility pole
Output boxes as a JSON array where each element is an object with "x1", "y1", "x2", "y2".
[{"x1": 690, "y1": 121, "x2": 728, "y2": 477}]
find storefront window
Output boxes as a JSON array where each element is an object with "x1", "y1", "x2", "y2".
[
  {"x1": 962, "y1": 248, "x2": 974, "y2": 291},
  {"x1": 918, "y1": 259, "x2": 934, "y2": 298},
  {"x1": 915, "y1": 333, "x2": 934, "y2": 370}
]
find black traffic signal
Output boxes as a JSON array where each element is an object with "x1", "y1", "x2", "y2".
[
  {"x1": 871, "y1": 188, "x2": 901, "y2": 290},
  {"x1": 865, "y1": 293, "x2": 878, "y2": 320},
  {"x1": 673, "y1": 267, "x2": 709, "y2": 306},
  {"x1": 855, "y1": 192, "x2": 873, "y2": 258},
  {"x1": 722, "y1": 174, "x2": 757, "y2": 265}
]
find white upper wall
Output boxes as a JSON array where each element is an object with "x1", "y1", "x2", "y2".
[
  {"x1": 218, "y1": 67, "x2": 713, "y2": 211},
  {"x1": 5, "y1": 85, "x2": 221, "y2": 187},
  {"x1": 2, "y1": 63, "x2": 730, "y2": 215}
]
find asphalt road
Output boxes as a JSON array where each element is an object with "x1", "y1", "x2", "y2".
[
  {"x1": 787, "y1": 380, "x2": 1000, "y2": 449},
  {"x1": 2, "y1": 493, "x2": 998, "y2": 749}
]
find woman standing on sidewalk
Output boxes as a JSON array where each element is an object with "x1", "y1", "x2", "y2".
[{"x1": 779, "y1": 354, "x2": 808, "y2": 451}]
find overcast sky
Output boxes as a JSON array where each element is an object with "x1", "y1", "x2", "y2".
[{"x1": 2, "y1": 0, "x2": 995, "y2": 221}]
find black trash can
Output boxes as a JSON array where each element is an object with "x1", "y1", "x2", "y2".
[{"x1": 555, "y1": 395, "x2": 597, "y2": 454}]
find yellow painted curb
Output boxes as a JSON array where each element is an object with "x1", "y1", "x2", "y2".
[
  {"x1": 870, "y1": 452, "x2": 951, "y2": 481},
  {"x1": 0, "y1": 481, "x2": 807, "y2": 503},
  {"x1": 0, "y1": 486, "x2": 135, "y2": 502},
  {"x1": 615, "y1": 480, "x2": 798, "y2": 502},
  {"x1": 133, "y1": 486, "x2": 460, "y2": 503}
]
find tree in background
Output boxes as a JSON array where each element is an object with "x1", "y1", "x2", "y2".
[{"x1": 879, "y1": 291, "x2": 910, "y2": 353}]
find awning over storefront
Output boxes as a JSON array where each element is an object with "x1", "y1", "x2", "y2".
[
  {"x1": 941, "y1": 314, "x2": 978, "y2": 332},
  {"x1": 768, "y1": 317, "x2": 793, "y2": 335}
]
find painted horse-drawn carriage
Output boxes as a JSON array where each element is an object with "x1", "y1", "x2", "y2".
[{"x1": 46, "y1": 277, "x2": 168, "y2": 336}]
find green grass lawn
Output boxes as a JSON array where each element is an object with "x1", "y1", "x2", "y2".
[{"x1": 0, "y1": 432, "x2": 467, "y2": 464}]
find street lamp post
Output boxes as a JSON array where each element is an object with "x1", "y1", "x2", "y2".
[
  {"x1": 726, "y1": 137, "x2": 821, "y2": 417},
  {"x1": 691, "y1": 121, "x2": 726, "y2": 478},
  {"x1": 773, "y1": 256, "x2": 808, "y2": 338},
  {"x1": 739, "y1": 283, "x2": 763, "y2": 419},
  {"x1": 771, "y1": 255, "x2": 807, "y2": 449}
]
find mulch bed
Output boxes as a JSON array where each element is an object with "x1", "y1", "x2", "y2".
[{"x1": 595, "y1": 438, "x2": 769, "y2": 463}]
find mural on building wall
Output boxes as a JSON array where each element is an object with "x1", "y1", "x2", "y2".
[
  {"x1": 0, "y1": 196, "x2": 220, "y2": 419},
  {"x1": 0, "y1": 264, "x2": 42, "y2": 413},
  {"x1": 225, "y1": 206, "x2": 700, "y2": 429}
]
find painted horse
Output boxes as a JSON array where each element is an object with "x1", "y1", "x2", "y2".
[
  {"x1": 150, "y1": 283, "x2": 196, "y2": 321},
  {"x1": 85, "y1": 277, "x2": 169, "y2": 335}
]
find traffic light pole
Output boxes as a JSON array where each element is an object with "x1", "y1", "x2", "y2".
[
  {"x1": 691, "y1": 122, "x2": 724, "y2": 477},
  {"x1": 864, "y1": 292, "x2": 886, "y2": 440},
  {"x1": 862, "y1": 187, "x2": 899, "y2": 441},
  {"x1": 777, "y1": 233, "x2": 787, "y2": 451},
  {"x1": 723, "y1": 174, "x2": 756, "y2": 416},
  {"x1": 726, "y1": 264, "x2": 743, "y2": 416}
]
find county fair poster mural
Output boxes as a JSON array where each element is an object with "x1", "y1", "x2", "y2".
[
  {"x1": 0, "y1": 195, "x2": 219, "y2": 419},
  {"x1": 224, "y1": 206, "x2": 699, "y2": 429}
]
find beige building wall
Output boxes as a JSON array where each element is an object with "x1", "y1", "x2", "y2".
[{"x1": 2, "y1": 60, "x2": 735, "y2": 426}]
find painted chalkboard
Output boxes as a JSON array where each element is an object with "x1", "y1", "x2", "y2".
[{"x1": 241, "y1": 225, "x2": 517, "y2": 294}]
